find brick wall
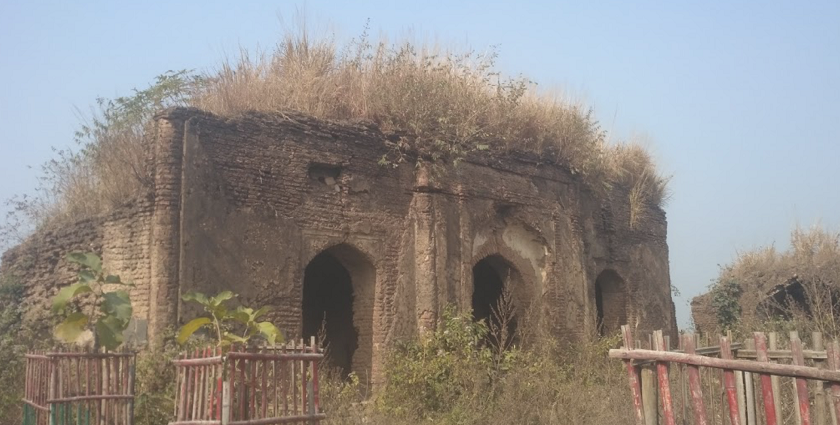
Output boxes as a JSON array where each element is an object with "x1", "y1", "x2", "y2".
[{"x1": 1, "y1": 107, "x2": 677, "y2": 378}]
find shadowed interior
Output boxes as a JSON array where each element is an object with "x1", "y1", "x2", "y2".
[
  {"x1": 303, "y1": 251, "x2": 357, "y2": 378},
  {"x1": 472, "y1": 255, "x2": 519, "y2": 346},
  {"x1": 595, "y1": 269, "x2": 627, "y2": 336}
]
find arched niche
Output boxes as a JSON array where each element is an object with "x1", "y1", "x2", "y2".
[
  {"x1": 471, "y1": 254, "x2": 531, "y2": 347},
  {"x1": 595, "y1": 269, "x2": 628, "y2": 336},
  {"x1": 302, "y1": 244, "x2": 375, "y2": 379}
]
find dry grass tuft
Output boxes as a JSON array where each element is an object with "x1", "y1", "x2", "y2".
[
  {"x1": 192, "y1": 30, "x2": 669, "y2": 204},
  {"x1": 707, "y1": 225, "x2": 840, "y2": 335},
  {"x1": 722, "y1": 225, "x2": 840, "y2": 295}
]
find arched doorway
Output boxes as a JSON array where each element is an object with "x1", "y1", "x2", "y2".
[
  {"x1": 472, "y1": 255, "x2": 520, "y2": 348},
  {"x1": 595, "y1": 270, "x2": 627, "y2": 336},
  {"x1": 302, "y1": 244, "x2": 375, "y2": 379}
]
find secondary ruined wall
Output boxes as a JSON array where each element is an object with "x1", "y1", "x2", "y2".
[
  {"x1": 691, "y1": 293, "x2": 718, "y2": 332},
  {"x1": 2, "y1": 107, "x2": 676, "y2": 382},
  {"x1": 0, "y1": 198, "x2": 154, "y2": 339}
]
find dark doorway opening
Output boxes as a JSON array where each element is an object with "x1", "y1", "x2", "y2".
[
  {"x1": 595, "y1": 270, "x2": 627, "y2": 336},
  {"x1": 303, "y1": 251, "x2": 357, "y2": 378},
  {"x1": 472, "y1": 255, "x2": 518, "y2": 348}
]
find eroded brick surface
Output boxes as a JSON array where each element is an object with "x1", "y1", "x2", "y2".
[{"x1": 1, "y1": 107, "x2": 677, "y2": 381}]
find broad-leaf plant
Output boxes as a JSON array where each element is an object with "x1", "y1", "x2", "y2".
[
  {"x1": 177, "y1": 291, "x2": 282, "y2": 348},
  {"x1": 52, "y1": 252, "x2": 134, "y2": 350}
]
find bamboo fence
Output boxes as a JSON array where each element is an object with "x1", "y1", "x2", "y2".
[{"x1": 611, "y1": 325, "x2": 840, "y2": 425}]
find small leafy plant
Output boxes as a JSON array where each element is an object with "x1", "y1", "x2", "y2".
[
  {"x1": 52, "y1": 252, "x2": 133, "y2": 350},
  {"x1": 177, "y1": 291, "x2": 282, "y2": 348},
  {"x1": 711, "y1": 279, "x2": 743, "y2": 330}
]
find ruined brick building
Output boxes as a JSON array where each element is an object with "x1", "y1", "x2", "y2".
[{"x1": 1, "y1": 108, "x2": 677, "y2": 381}]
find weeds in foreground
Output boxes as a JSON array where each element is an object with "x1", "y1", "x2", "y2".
[{"x1": 319, "y1": 308, "x2": 630, "y2": 425}]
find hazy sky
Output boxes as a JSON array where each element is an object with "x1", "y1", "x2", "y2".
[{"x1": 1, "y1": 1, "x2": 838, "y2": 327}]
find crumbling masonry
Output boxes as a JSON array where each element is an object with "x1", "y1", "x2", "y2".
[{"x1": 1, "y1": 108, "x2": 677, "y2": 382}]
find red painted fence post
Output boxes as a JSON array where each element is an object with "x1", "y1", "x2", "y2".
[
  {"x1": 827, "y1": 341, "x2": 840, "y2": 422},
  {"x1": 790, "y1": 333, "x2": 811, "y2": 425},
  {"x1": 653, "y1": 330, "x2": 677, "y2": 425},
  {"x1": 755, "y1": 332, "x2": 778, "y2": 425},
  {"x1": 683, "y1": 333, "x2": 709, "y2": 425},
  {"x1": 719, "y1": 336, "x2": 742, "y2": 425},
  {"x1": 621, "y1": 325, "x2": 646, "y2": 425}
]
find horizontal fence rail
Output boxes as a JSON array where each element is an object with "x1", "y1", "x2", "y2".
[
  {"x1": 171, "y1": 338, "x2": 325, "y2": 425},
  {"x1": 23, "y1": 349, "x2": 136, "y2": 425},
  {"x1": 610, "y1": 326, "x2": 840, "y2": 425}
]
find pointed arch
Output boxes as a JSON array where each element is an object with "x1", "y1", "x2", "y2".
[
  {"x1": 471, "y1": 254, "x2": 532, "y2": 347},
  {"x1": 595, "y1": 269, "x2": 627, "y2": 336},
  {"x1": 302, "y1": 243, "x2": 376, "y2": 379}
]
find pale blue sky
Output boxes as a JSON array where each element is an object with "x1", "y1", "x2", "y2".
[{"x1": 1, "y1": 1, "x2": 838, "y2": 327}]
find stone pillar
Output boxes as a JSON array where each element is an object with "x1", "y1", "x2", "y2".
[
  {"x1": 413, "y1": 165, "x2": 438, "y2": 333},
  {"x1": 147, "y1": 113, "x2": 186, "y2": 345}
]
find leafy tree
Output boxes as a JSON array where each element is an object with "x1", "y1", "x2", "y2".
[
  {"x1": 52, "y1": 252, "x2": 133, "y2": 350},
  {"x1": 177, "y1": 291, "x2": 282, "y2": 348},
  {"x1": 711, "y1": 279, "x2": 742, "y2": 330}
]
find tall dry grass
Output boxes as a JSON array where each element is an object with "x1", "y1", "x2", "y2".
[
  {"x1": 707, "y1": 225, "x2": 840, "y2": 336},
  {"x1": 2, "y1": 28, "x2": 668, "y2": 247},
  {"x1": 191, "y1": 31, "x2": 668, "y2": 202}
]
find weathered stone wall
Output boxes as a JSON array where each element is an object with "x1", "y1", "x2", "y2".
[
  {"x1": 0, "y1": 198, "x2": 154, "y2": 337},
  {"x1": 2, "y1": 107, "x2": 676, "y2": 382},
  {"x1": 691, "y1": 293, "x2": 718, "y2": 332}
]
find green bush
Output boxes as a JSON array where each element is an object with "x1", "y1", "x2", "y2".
[
  {"x1": 0, "y1": 272, "x2": 24, "y2": 422},
  {"x1": 133, "y1": 329, "x2": 183, "y2": 425},
  {"x1": 377, "y1": 307, "x2": 501, "y2": 419},
  {"x1": 711, "y1": 279, "x2": 743, "y2": 330},
  {"x1": 0, "y1": 271, "x2": 49, "y2": 424},
  {"x1": 318, "y1": 307, "x2": 630, "y2": 425}
]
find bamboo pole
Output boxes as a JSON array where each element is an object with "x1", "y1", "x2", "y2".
[
  {"x1": 813, "y1": 332, "x2": 828, "y2": 425},
  {"x1": 827, "y1": 342, "x2": 840, "y2": 423},
  {"x1": 610, "y1": 348, "x2": 840, "y2": 382},
  {"x1": 177, "y1": 352, "x2": 187, "y2": 421},
  {"x1": 755, "y1": 332, "x2": 778, "y2": 425},
  {"x1": 683, "y1": 333, "x2": 709, "y2": 424},
  {"x1": 262, "y1": 349, "x2": 268, "y2": 419},
  {"x1": 620, "y1": 325, "x2": 645, "y2": 425},
  {"x1": 653, "y1": 330, "x2": 677, "y2": 425},
  {"x1": 720, "y1": 335, "x2": 742, "y2": 425},
  {"x1": 791, "y1": 332, "x2": 811, "y2": 425},
  {"x1": 311, "y1": 335, "x2": 321, "y2": 423},
  {"x1": 768, "y1": 333, "x2": 784, "y2": 422}
]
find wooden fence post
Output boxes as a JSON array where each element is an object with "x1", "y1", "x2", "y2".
[
  {"x1": 812, "y1": 332, "x2": 828, "y2": 425},
  {"x1": 755, "y1": 332, "x2": 779, "y2": 425},
  {"x1": 621, "y1": 325, "x2": 646, "y2": 425},
  {"x1": 791, "y1": 331, "x2": 811, "y2": 425},
  {"x1": 827, "y1": 341, "x2": 840, "y2": 424},
  {"x1": 683, "y1": 333, "x2": 709, "y2": 425},
  {"x1": 653, "y1": 330, "x2": 677, "y2": 425},
  {"x1": 745, "y1": 337, "x2": 758, "y2": 425},
  {"x1": 720, "y1": 335, "x2": 742, "y2": 425},
  {"x1": 608, "y1": 328, "x2": 840, "y2": 425},
  {"x1": 768, "y1": 332, "x2": 784, "y2": 422},
  {"x1": 639, "y1": 336, "x2": 657, "y2": 425}
]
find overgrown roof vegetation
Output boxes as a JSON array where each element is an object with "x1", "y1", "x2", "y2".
[
  {"x1": 707, "y1": 225, "x2": 840, "y2": 332},
  {"x1": 1, "y1": 29, "x2": 669, "y2": 246},
  {"x1": 717, "y1": 225, "x2": 840, "y2": 295}
]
